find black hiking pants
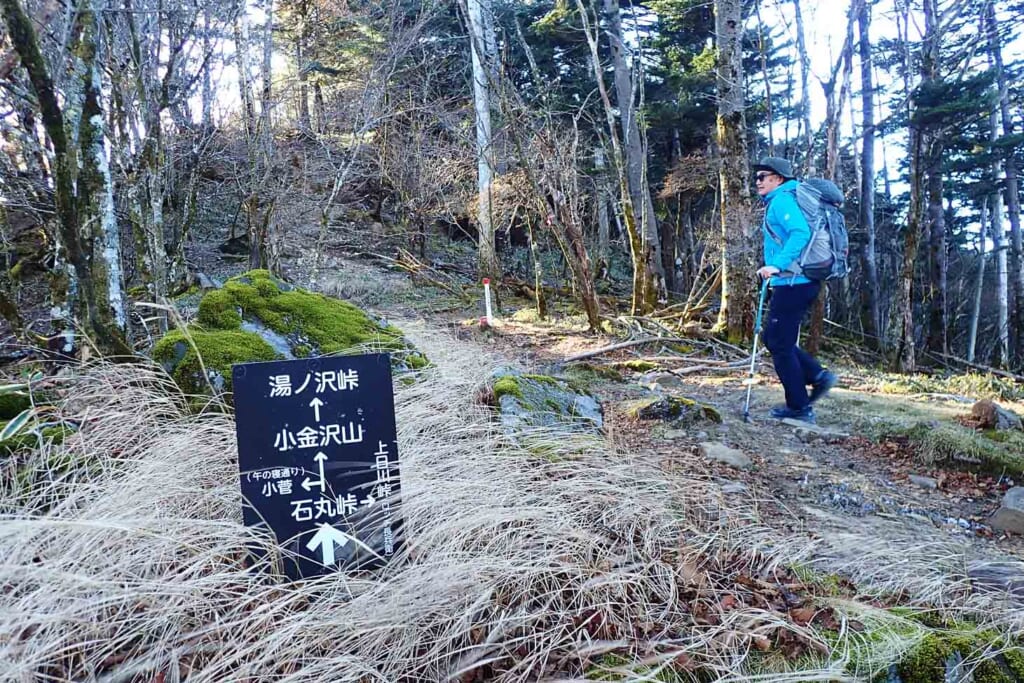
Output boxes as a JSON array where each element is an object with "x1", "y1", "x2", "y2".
[{"x1": 762, "y1": 281, "x2": 824, "y2": 410}]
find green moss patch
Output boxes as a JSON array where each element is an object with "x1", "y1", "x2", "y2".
[
  {"x1": 587, "y1": 653, "x2": 691, "y2": 681},
  {"x1": 154, "y1": 270, "x2": 429, "y2": 399},
  {"x1": 565, "y1": 362, "x2": 624, "y2": 384},
  {"x1": 0, "y1": 392, "x2": 31, "y2": 420},
  {"x1": 617, "y1": 360, "x2": 659, "y2": 372},
  {"x1": 882, "y1": 421, "x2": 1024, "y2": 477},
  {"x1": 153, "y1": 329, "x2": 280, "y2": 395},
  {"x1": 622, "y1": 396, "x2": 722, "y2": 426},
  {"x1": 878, "y1": 372, "x2": 1024, "y2": 402},
  {"x1": 196, "y1": 269, "x2": 406, "y2": 354},
  {"x1": 886, "y1": 620, "x2": 1024, "y2": 683},
  {"x1": 493, "y1": 376, "x2": 524, "y2": 401},
  {"x1": 824, "y1": 388, "x2": 1024, "y2": 477}
]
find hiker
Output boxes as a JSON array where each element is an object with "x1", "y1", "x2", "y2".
[{"x1": 753, "y1": 157, "x2": 838, "y2": 424}]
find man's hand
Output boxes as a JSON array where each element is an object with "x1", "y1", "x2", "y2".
[{"x1": 757, "y1": 265, "x2": 780, "y2": 280}]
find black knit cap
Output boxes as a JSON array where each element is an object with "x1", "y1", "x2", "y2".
[{"x1": 753, "y1": 156, "x2": 796, "y2": 180}]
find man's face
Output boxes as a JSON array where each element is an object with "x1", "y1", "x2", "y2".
[{"x1": 755, "y1": 171, "x2": 784, "y2": 196}]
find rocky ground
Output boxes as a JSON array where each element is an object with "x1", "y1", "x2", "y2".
[
  {"x1": 214, "y1": 224, "x2": 1024, "y2": 605},
  {"x1": 6, "y1": 211, "x2": 1024, "y2": 598},
  {"x1": 4, "y1": 219, "x2": 1024, "y2": 680}
]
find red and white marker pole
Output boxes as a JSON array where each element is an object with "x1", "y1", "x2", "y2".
[{"x1": 482, "y1": 278, "x2": 494, "y2": 327}]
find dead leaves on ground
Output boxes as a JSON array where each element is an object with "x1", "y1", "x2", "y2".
[{"x1": 672, "y1": 550, "x2": 860, "y2": 662}]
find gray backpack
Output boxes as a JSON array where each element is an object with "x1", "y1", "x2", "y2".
[{"x1": 767, "y1": 179, "x2": 850, "y2": 281}]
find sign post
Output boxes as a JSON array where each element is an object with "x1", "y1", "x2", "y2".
[
  {"x1": 232, "y1": 353, "x2": 402, "y2": 579},
  {"x1": 482, "y1": 278, "x2": 494, "y2": 327}
]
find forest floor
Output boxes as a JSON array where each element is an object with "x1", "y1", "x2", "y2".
[
  {"x1": 5, "y1": 214, "x2": 1024, "y2": 679},
  {"x1": 183, "y1": 214, "x2": 1024, "y2": 606}
]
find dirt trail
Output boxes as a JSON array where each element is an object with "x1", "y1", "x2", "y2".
[
  {"x1": 463, "y1": 317, "x2": 1024, "y2": 605},
  {"x1": 190, "y1": 237, "x2": 1024, "y2": 605}
]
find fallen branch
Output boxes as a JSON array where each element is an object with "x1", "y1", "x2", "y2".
[
  {"x1": 668, "y1": 359, "x2": 756, "y2": 376},
  {"x1": 632, "y1": 355, "x2": 737, "y2": 366},
  {"x1": 563, "y1": 337, "x2": 689, "y2": 363},
  {"x1": 923, "y1": 350, "x2": 1024, "y2": 384}
]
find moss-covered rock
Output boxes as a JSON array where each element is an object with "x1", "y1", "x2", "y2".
[
  {"x1": 617, "y1": 360, "x2": 659, "y2": 372},
  {"x1": 621, "y1": 395, "x2": 722, "y2": 426},
  {"x1": 890, "y1": 421, "x2": 1024, "y2": 477},
  {"x1": 154, "y1": 270, "x2": 428, "y2": 397},
  {"x1": 195, "y1": 269, "x2": 406, "y2": 354},
  {"x1": 884, "y1": 623, "x2": 1024, "y2": 683},
  {"x1": 489, "y1": 370, "x2": 602, "y2": 434},
  {"x1": 153, "y1": 329, "x2": 281, "y2": 395},
  {"x1": 565, "y1": 362, "x2": 625, "y2": 384}
]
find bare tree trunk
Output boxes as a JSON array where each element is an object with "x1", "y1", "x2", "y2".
[
  {"x1": 895, "y1": 0, "x2": 920, "y2": 372},
  {"x1": 754, "y1": 0, "x2": 774, "y2": 155},
  {"x1": 603, "y1": 0, "x2": 664, "y2": 306},
  {"x1": 986, "y1": 0, "x2": 1024, "y2": 363},
  {"x1": 991, "y1": 107, "x2": 1011, "y2": 365},
  {"x1": 234, "y1": 0, "x2": 257, "y2": 141},
  {"x1": 808, "y1": 0, "x2": 857, "y2": 355},
  {"x1": 202, "y1": 5, "x2": 213, "y2": 129},
  {"x1": 314, "y1": 83, "x2": 326, "y2": 133},
  {"x1": 921, "y1": 0, "x2": 947, "y2": 357},
  {"x1": 525, "y1": 216, "x2": 547, "y2": 319},
  {"x1": 576, "y1": 0, "x2": 646, "y2": 315},
  {"x1": 295, "y1": 0, "x2": 310, "y2": 131},
  {"x1": 714, "y1": 0, "x2": 754, "y2": 343},
  {"x1": 857, "y1": 0, "x2": 881, "y2": 348},
  {"x1": 78, "y1": 1, "x2": 127, "y2": 343},
  {"x1": 260, "y1": 0, "x2": 273, "y2": 160},
  {"x1": 925, "y1": 148, "x2": 948, "y2": 355},
  {"x1": 968, "y1": 200, "x2": 988, "y2": 362},
  {"x1": 1, "y1": 0, "x2": 131, "y2": 357},
  {"x1": 594, "y1": 146, "x2": 610, "y2": 265},
  {"x1": 793, "y1": 0, "x2": 814, "y2": 175},
  {"x1": 466, "y1": 0, "x2": 499, "y2": 288}
]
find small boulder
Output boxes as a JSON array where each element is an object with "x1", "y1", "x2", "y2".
[
  {"x1": 971, "y1": 399, "x2": 1023, "y2": 431},
  {"x1": 782, "y1": 419, "x2": 849, "y2": 443},
  {"x1": 989, "y1": 487, "x2": 1024, "y2": 534},
  {"x1": 491, "y1": 370, "x2": 602, "y2": 434},
  {"x1": 637, "y1": 372, "x2": 684, "y2": 390},
  {"x1": 699, "y1": 442, "x2": 752, "y2": 470},
  {"x1": 622, "y1": 396, "x2": 722, "y2": 426},
  {"x1": 195, "y1": 272, "x2": 222, "y2": 290},
  {"x1": 908, "y1": 474, "x2": 939, "y2": 490}
]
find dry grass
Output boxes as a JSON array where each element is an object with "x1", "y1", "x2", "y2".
[{"x1": 1, "y1": 325, "x2": 1022, "y2": 681}]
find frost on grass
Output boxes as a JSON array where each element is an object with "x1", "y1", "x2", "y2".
[{"x1": 1, "y1": 324, "x2": 1022, "y2": 681}]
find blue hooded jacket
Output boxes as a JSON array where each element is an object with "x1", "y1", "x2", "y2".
[{"x1": 761, "y1": 179, "x2": 811, "y2": 287}]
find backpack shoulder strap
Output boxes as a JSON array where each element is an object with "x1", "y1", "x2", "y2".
[{"x1": 762, "y1": 210, "x2": 783, "y2": 245}]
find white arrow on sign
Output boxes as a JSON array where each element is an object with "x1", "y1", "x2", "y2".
[
  {"x1": 301, "y1": 451, "x2": 329, "y2": 491},
  {"x1": 306, "y1": 523, "x2": 351, "y2": 565},
  {"x1": 309, "y1": 397, "x2": 325, "y2": 422}
]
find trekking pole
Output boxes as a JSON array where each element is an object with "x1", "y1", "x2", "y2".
[{"x1": 742, "y1": 278, "x2": 770, "y2": 423}]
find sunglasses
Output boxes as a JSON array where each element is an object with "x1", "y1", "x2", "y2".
[{"x1": 754, "y1": 172, "x2": 775, "y2": 182}]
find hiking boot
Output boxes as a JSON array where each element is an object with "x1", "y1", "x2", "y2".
[
  {"x1": 770, "y1": 405, "x2": 816, "y2": 424},
  {"x1": 809, "y1": 370, "x2": 838, "y2": 405}
]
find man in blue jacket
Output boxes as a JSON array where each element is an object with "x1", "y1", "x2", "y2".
[{"x1": 754, "y1": 157, "x2": 837, "y2": 423}]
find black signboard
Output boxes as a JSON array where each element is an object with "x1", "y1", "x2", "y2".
[{"x1": 232, "y1": 353, "x2": 402, "y2": 579}]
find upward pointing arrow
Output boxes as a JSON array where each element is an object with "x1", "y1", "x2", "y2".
[
  {"x1": 309, "y1": 397, "x2": 325, "y2": 422},
  {"x1": 305, "y1": 523, "x2": 351, "y2": 565}
]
